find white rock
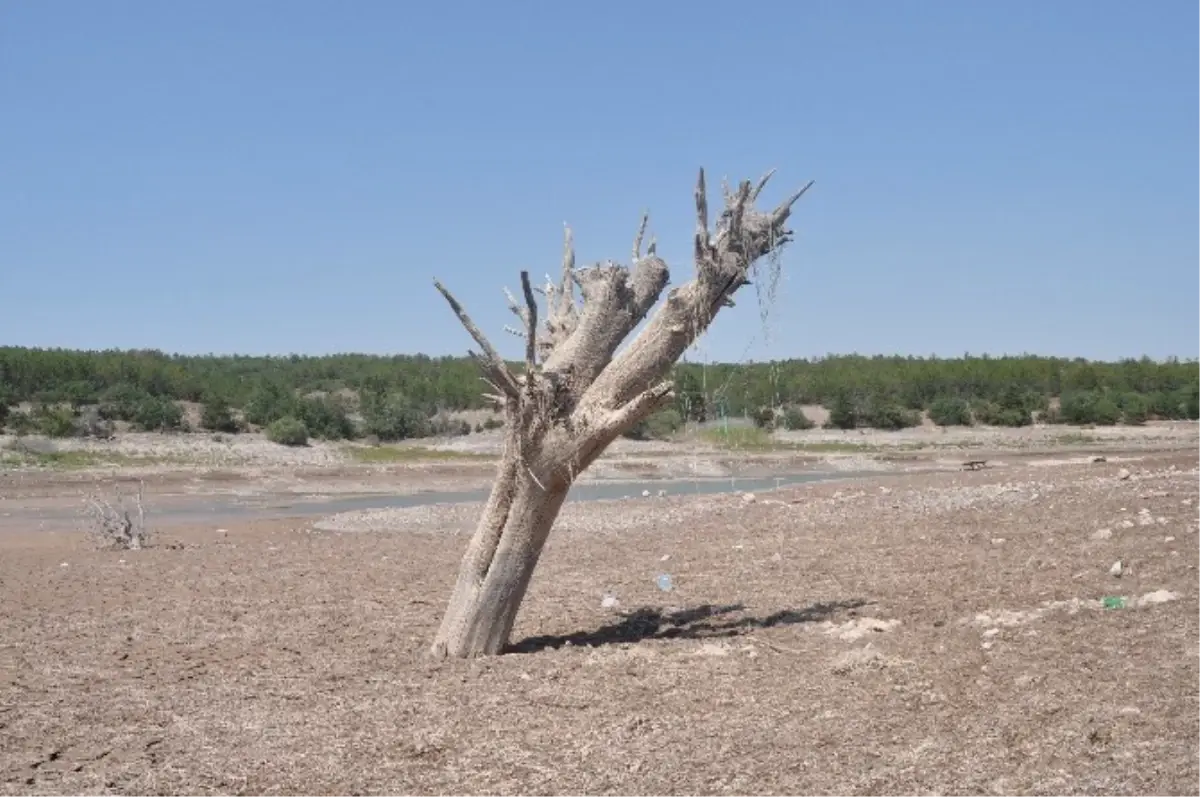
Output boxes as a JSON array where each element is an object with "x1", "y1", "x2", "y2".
[
  {"x1": 1109, "y1": 560, "x2": 1124, "y2": 577},
  {"x1": 1118, "y1": 520, "x2": 1135, "y2": 529},
  {"x1": 991, "y1": 537, "x2": 1006, "y2": 545},
  {"x1": 1164, "y1": 536, "x2": 1176, "y2": 543},
  {"x1": 642, "y1": 489, "x2": 651, "y2": 498},
  {"x1": 1156, "y1": 517, "x2": 1168, "y2": 525},
  {"x1": 741, "y1": 492, "x2": 757, "y2": 504},
  {"x1": 59, "y1": 562, "x2": 69, "y2": 568},
  {"x1": 1091, "y1": 528, "x2": 1113, "y2": 541},
  {"x1": 657, "y1": 489, "x2": 666, "y2": 498},
  {"x1": 216, "y1": 528, "x2": 228, "y2": 535},
  {"x1": 982, "y1": 628, "x2": 1001, "y2": 638},
  {"x1": 1117, "y1": 468, "x2": 1132, "y2": 480},
  {"x1": 601, "y1": 595, "x2": 620, "y2": 609},
  {"x1": 1134, "y1": 589, "x2": 1179, "y2": 607},
  {"x1": 770, "y1": 552, "x2": 782, "y2": 562}
]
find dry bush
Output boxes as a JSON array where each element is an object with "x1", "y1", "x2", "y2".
[{"x1": 83, "y1": 480, "x2": 149, "y2": 550}]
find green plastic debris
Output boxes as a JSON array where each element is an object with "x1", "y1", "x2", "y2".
[{"x1": 1102, "y1": 596, "x2": 1127, "y2": 610}]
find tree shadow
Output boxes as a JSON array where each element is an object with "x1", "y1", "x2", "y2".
[{"x1": 507, "y1": 598, "x2": 870, "y2": 654}]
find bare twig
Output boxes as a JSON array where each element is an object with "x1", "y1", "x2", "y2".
[
  {"x1": 434, "y1": 280, "x2": 520, "y2": 398},
  {"x1": 503, "y1": 286, "x2": 529, "y2": 327}
]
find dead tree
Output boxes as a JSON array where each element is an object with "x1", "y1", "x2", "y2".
[
  {"x1": 83, "y1": 480, "x2": 149, "y2": 550},
  {"x1": 431, "y1": 168, "x2": 812, "y2": 658}
]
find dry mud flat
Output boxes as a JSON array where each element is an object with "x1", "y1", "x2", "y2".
[{"x1": 1, "y1": 450, "x2": 1198, "y2": 795}]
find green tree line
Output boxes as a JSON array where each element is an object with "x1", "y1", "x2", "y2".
[{"x1": 0, "y1": 347, "x2": 1196, "y2": 441}]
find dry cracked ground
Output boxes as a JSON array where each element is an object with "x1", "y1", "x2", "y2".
[{"x1": 0, "y1": 430, "x2": 1198, "y2": 795}]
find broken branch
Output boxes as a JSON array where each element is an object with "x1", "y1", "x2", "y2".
[
  {"x1": 520, "y1": 270, "x2": 538, "y2": 374},
  {"x1": 632, "y1": 211, "x2": 649, "y2": 262}
]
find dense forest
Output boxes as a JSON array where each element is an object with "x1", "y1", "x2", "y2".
[{"x1": 0, "y1": 346, "x2": 1196, "y2": 442}]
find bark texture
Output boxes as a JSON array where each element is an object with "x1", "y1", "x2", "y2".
[{"x1": 430, "y1": 168, "x2": 812, "y2": 658}]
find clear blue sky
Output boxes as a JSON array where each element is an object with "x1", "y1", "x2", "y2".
[{"x1": 2, "y1": 0, "x2": 1196, "y2": 363}]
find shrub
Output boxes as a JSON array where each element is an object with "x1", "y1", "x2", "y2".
[
  {"x1": 751, "y1": 406, "x2": 777, "y2": 430},
  {"x1": 1059, "y1": 391, "x2": 1120, "y2": 426},
  {"x1": 98, "y1": 383, "x2": 154, "y2": 422},
  {"x1": 362, "y1": 393, "x2": 428, "y2": 441},
  {"x1": 266, "y1": 416, "x2": 309, "y2": 446},
  {"x1": 481, "y1": 416, "x2": 504, "y2": 431},
  {"x1": 0, "y1": 401, "x2": 8, "y2": 430},
  {"x1": 6, "y1": 410, "x2": 36, "y2": 436},
  {"x1": 825, "y1": 394, "x2": 858, "y2": 430},
  {"x1": 861, "y1": 401, "x2": 922, "y2": 431},
  {"x1": 625, "y1": 408, "x2": 684, "y2": 440},
  {"x1": 132, "y1": 397, "x2": 184, "y2": 432},
  {"x1": 297, "y1": 396, "x2": 355, "y2": 440},
  {"x1": 34, "y1": 405, "x2": 79, "y2": 438},
  {"x1": 781, "y1": 405, "x2": 814, "y2": 430},
  {"x1": 1117, "y1": 393, "x2": 1149, "y2": 425},
  {"x1": 928, "y1": 396, "x2": 972, "y2": 426},
  {"x1": 1089, "y1": 396, "x2": 1121, "y2": 426},
  {"x1": 243, "y1": 383, "x2": 298, "y2": 427},
  {"x1": 428, "y1": 416, "x2": 472, "y2": 437},
  {"x1": 201, "y1": 396, "x2": 241, "y2": 433},
  {"x1": 972, "y1": 401, "x2": 1030, "y2": 427},
  {"x1": 1180, "y1": 393, "x2": 1200, "y2": 422}
]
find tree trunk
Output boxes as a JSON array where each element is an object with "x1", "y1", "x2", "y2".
[
  {"x1": 430, "y1": 463, "x2": 569, "y2": 658},
  {"x1": 430, "y1": 168, "x2": 812, "y2": 658}
]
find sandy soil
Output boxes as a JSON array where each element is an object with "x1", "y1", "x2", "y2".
[{"x1": 1, "y1": 430, "x2": 1197, "y2": 795}]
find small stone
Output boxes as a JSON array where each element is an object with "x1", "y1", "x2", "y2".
[
  {"x1": 981, "y1": 641, "x2": 994, "y2": 650},
  {"x1": 1137, "y1": 515, "x2": 1155, "y2": 527},
  {"x1": 642, "y1": 489, "x2": 651, "y2": 498},
  {"x1": 216, "y1": 528, "x2": 228, "y2": 535},
  {"x1": 770, "y1": 552, "x2": 782, "y2": 562},
  {"x1": 59, "y1": 562, "x2": 69, "y2": 568},
  {"x1": 659, "y1": 554, "x2": 670, "y2": 562},
  {"x1": 657, "y1": 489, "x2": 666, "y2": 498},
  {"x1": 1156, "y1": 517, "x2": 1168, "y2": 525},
  {"x1": 1117, "y1": 469, "x2": 1132, "y2": 481},
  {"x1": 1109, "y1": 560, "x2": 1124, "y2": 577},
  {"x1": 601, "y1": 594, "x2": 620, "y2": 609},
  {"x1": 982, "y1": 628, "x2": 1000, "y2": 638},
  {"x1": 991, "y1": 537, "x2": 1006, "y2": 545},
  {"x1": 741, "y1": 492, "x2": 757, "y2": 504},
  {"x1": 1118, "y1": 520, "x2": 1135, "y2": 529},
  {"x1": 1090, "y1": 528, "x2": 1113, "y2": 541},
  {"x1": 1182, "y1": 499, "x2": 1193, "y2": 506},
  {"x1": 1164, "y1": 536, "x2": 1176, "y2": 543},
  {"x1": 695, "y1": 642, "x2": 729, "y2": 657},
  {"x1": 879, "y1": 487, "x2": 892, "y2": 495}
]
